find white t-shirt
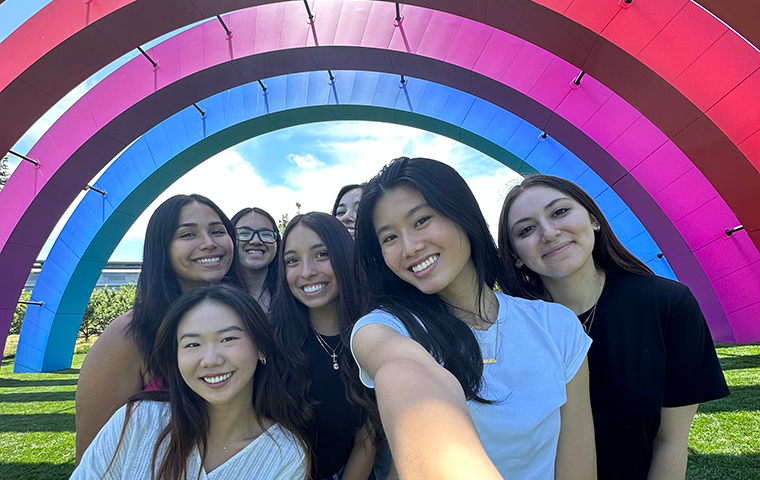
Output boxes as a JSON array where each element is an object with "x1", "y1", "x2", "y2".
[
  {"x1": 71, "y1": 401, "x2": 307, "y2": 480},
  {"x1": 350, "y1": 291, "x2": 591, "y2": 479}
]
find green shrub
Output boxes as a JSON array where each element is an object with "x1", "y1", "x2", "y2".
[
  {"x1": 10, "y1": 290, "x2": 32, "y2": 335},
  {"x1": 79, "y1": 284, "x2": 136, "y2": 342}
]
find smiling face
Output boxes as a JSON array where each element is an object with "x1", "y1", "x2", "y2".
[
  {"x1": 372, "y1": 185, "x2": 475, "y2": 300},
  {"x1": 334, "y1": 188, "x2": 362, "y2": 239},
  {"x1": 177, "y1": 300, "x2": 260, "y2": 407},
  {"x1": 235, "y1": 211, "x2": 278, "y2": 273},
  {"x1": 506, "y1": 185, "x2": 599, "y2": 282},
  {"x1": 169, "y1": 202, "x2": 234, "y2": 293},
  {"x1": 283, "y1": 224, "x2": 340, "y2": 312}
]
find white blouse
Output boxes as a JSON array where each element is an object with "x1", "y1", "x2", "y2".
[{"x1": 71, "y1": 401, "x2": 306, "y2": 480}]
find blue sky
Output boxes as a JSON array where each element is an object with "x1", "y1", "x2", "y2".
[{"x1": 2, "y1": 2, "x2": 522, "y2": 262}]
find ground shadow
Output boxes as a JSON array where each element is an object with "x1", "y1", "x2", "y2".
[
  {"x1": 687, "y1": 452, "x2": 760, "y2": 480},
  {"x1": 697, "y1": 384, "x2": 760, "y2": 414},
  {"x1": 0, "y1": 462, "x2": 74, "y2": 480},
  {"x1": 0, "y1": 378, "x2": 78, "y2": 388},
  {"x1": 718, "y1": 353, "x2": 760, "y2": 371},
  {"x1": 0, "y1": 391, "x2": 75, "y2": 403},
  {"x1": 0, "y1": 414, "x2": 75, "y2": 432}
]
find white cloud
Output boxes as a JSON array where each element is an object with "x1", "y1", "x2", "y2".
[{"x1": 288, "y1": 153, "x2": 325, "y2": 170}]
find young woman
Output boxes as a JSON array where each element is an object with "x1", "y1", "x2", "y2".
[
  {"x1": 72, "y1": 284, "x2": 309, "y2": 479},
  {"x1": 332, "y1": 184, "x2": 363, "y2": 239},
  {"x1": 231, "y1": 207, "x2": 280, "y2": 312},
  {"x1": 75, "y1": 194, "x2": 242, "y2": 463},
  {"x1": 498, "y1": 175, "x2": 729, "y2": 480},
  {"x1": 270, "y1": 212, "x2": 380, "y2": 480},
  {"x1": 351, "y1": 157, "x2": 596, "y2": 480}
]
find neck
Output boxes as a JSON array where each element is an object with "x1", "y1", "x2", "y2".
[
  {"x1": 542, "y1": 264, "x2": 605, "y2": 315},
  {"x1": 243, "y1": 268, "x2": 268, "y2": 298},
  {"x1": 438, "y1": 261, "x2": 497, "y2": 329},
  {"x1": 205, "y1": 385, "x2": 261, "y2": 447},
  {"x1": 308, "y1": 300, "x2": 340, "y2": 336}
]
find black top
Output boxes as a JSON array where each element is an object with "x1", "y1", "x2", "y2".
[
  {"x1": 305, "y1": 330, "x2": 362, "y2": 479},
  {"x1": 581, "y1": 271, "x2": 729, "y2": 480}
]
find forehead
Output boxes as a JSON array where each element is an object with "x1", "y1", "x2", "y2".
[
  {"x1": 339, "y1": 188, "x2": 363, "y2": 204},
  {"x1": 373, "y1": 185, "x2": 427, "y2": 229},
  {"x1": 177, "y1": 300, "x2": 244, "y2": 336},
  {"x1": 236, "y1": 211, "x2": 274, "y2": 230},
  {"x1": 284, "y1": 223, "x2": 323, "y2": 252},
  {"x1": 508, "y1": 185, "x2": 580, "y2": 220},
  {"x1": 178, "y1": 201, "x2": 222, "y2": 225}
]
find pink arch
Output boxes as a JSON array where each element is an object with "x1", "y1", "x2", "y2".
[{"x1": 1, "y1": 1, "x2": 759, "y2": 347}]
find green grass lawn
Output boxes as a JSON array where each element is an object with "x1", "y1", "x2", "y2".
[{"x1": 1, "y1": 344, "x2": 758, "y2": 479}]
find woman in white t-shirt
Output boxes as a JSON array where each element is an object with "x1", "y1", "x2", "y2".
[
  {"x1": 350, "y1": 157, "x2": 596, "y2": 480},
  {"x1": 72, "y1": 284, "x2": 309, "y2": 480}
]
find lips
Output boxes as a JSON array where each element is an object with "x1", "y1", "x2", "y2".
[
  {"x1": 202, "y1": 371, "x2": 233, "y2": 385},
  {"x1": 301, "y1": 283, "x2": 327, "y2": 294},
  {"x1": 542, "y1": 241, "x2": 573, "y2": 258},
  {"x1": 409, "y1": 254, "x2": 439, "y2": 274},
  {"x1": 245, "y1": 249, "x2": 265, "y2": 257},
  {"x1": 194, "y1": 256, "x2": 223, "y2": 265}
]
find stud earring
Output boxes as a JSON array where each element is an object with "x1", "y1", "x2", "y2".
[
  {"x1": 260, "y1": 357, "x2": 267, "y2": 366},
  {"x1": 593, "y1": 224, "x2": 601, "y2": 232}
]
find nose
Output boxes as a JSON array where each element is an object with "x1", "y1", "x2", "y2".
[
  {"x1": 301, "y1": 258, "x2": 318, "y2": 278},
  {"x1": 540, "y1": 221, "x2": 561, "y2": 243},
  {"x1": 200, "y1": 344, "x2": 224, "y2": 369},
  {"x1": 198, "y1": 231, "x2": 217, "y2": 250},
  {"x1": 343, "y1": 208, "x2": 357, "y2": 225},
  {"x1": 401, "y1": 232, "x2": 424, "y2": 258}
]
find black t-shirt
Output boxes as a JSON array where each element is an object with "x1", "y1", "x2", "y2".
[
  {"x1": 305, "y1": 331, "x2": 362, "y2": 479},
  {"x1": 580, "y1": 271, "x2": 729, "y2": 480}
]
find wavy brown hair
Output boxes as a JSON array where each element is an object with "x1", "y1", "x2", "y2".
[{"x1": 498, "y1": 174, "x2": 653, "y2": 300}]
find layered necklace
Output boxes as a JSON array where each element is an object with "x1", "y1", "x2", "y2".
[{"x1": 314, "y1": 330, "x2": 344, "y2": 370}]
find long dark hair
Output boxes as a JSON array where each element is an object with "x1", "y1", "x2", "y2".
[
  {"x1": 331, "y1": 184, "x2": 363, "y2": 216},
  {"x1": 498, "y1": 174, "x2": 653, "y2": 300},
  {"x1": 269, "y1": 213, "x2": 382, "y2": 445},
  {"x1": 355, "y1": 157, "x2": 507, "y2": 403},
  {"x1": 231, "y1": 207, "x2": 280, "y2": 299},
  {"x1": 127, "y1": 194, "x2": 241, "y2": 377},
  {"x1": 113, "y1": 284, "x2": 310, "y2": 480}
]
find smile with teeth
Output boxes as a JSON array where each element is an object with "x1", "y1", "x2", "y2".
[
  {"x1": 202, "y1": 372, "x2": 232, "y2": 384},
  {"x1": 410, "y1": 254, "x2": 439, "y2": 273},
  {"x1": 302, "y1": 283, "x2": 327, "y2": 294},
  {"x1": 195, "y1": 256, "x2": 221, "y2": 264},
  {"x1": 245, "y1": 249, "x2": 265, "y2": 256}
]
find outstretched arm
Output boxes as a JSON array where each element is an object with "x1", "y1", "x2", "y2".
[
  {"x1": 75, "y1": 312, "x2": 145, "y2": 464},
  {"x1": 353, "y1": 323, "x2": 502, "y2": 480},
  {"x1": 647, "y1": 404, "x2": 698, "y2": 480}
]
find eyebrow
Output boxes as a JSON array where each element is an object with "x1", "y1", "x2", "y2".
[
  {"x1": 179, "y1": 325, "x2": 244, "y2": 341},
  {"x1": 283, "y1": 243, "x2": 325, "y2": 257},
  {"x1": 510, "y1": 197, "x2": 570, "y2": 228},
  {"x1": 177, "y1": 221, "x2": 224, "y2": 228},
  {"x1": 376, "y1": 203, "x2": 429, "y2": 236}
]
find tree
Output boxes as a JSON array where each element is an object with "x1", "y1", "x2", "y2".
[
  {"x1": 10, "y1": 290, "x2": 33, "y2": 335},
  {"x1": 79, "y1": 284, "x2": 136, "y2": 342},
  {"x1": 277, "y1": 202, "x2": 302, "y2": 234}
]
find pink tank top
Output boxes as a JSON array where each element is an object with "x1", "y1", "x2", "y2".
[{"x1": 142, "y1": 376, "x2": 164, "y2": 392}]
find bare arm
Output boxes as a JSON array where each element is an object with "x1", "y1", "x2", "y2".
[
  {"x1": 341, "y1": 422, "x2": 376, "y2": 480},
  {"x1": 555, "y1": 357, "x2": 596, "y2": 480},
  {"x1": 75, "y1": 311, "x2": 146, "y2": 464},
  {"x1": 646, "y1": 404, "x2": 698, "y2": 480},
  {"x1": 353, "y1": 324, "x2": 502, "y2": 480}
]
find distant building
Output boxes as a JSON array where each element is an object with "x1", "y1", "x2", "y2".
[{"x1": 25, "y1": 261, "x2": 141, "y2": 290}]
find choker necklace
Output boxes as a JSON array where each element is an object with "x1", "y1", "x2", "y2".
[
  {"x1": 581, "y1": 273, "x2": 605, "y2": 334},
  {"x1": 314, "y1": 330, "x2": 343, "y2": 370}
]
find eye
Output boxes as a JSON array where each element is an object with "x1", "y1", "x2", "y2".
[
  {"x1": 316, "y1": 250, "x2": 330, "y2": 259},
  {"x1": 182, "y1": 342, "x2": 200, "y2": 349},
  {"x1": 212, "y1": 227, "x2": 227, "y2": 235},
  {"x1": 414, "y1": 216, "x2": 431, "y2": 228},
  {"x1": 552, "y1": 207, "x2": 569, "y2": 217},
  {"x1": 178, "y1": 231, "x2": 195, "y2": 239},
  {"x1": 221, "y1": 336, "x2": 238, "y2": 343},
  {"x1": 336, "y1": 209, "x2": 346, "y2": 216},
  {"x1": 517, "y1": 225, "x2": 534, "y2": 237},
  {"x1": 285, "y1": 257, "x2": 298, "y2": 266},
  {"x1": 381, "y1": 234, "x2": 397, "y2": 244}
]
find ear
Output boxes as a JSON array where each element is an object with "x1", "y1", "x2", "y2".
[
  {"x1": 515, "y1": 258, "x2": 525, "y2": 268},
  {"x1": 259, "y1": 354, "x2": 267, "y2": 365},
  {"x1": 589, "y1": 214, "x2": 601, "y2": 232}
]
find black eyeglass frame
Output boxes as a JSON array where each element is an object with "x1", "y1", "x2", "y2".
[{"x1": 235, "y1": 227, "x2": 279, "y2": 244}]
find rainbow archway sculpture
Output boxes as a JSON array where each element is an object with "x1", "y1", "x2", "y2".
[
  {"x1": 16, "y1": 71, "x2": 673, "y2": 372},
  {"x1": 2, "y1": 1, "x2": 760, "y2": 369}
]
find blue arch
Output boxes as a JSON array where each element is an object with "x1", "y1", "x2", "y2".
[{"x1": 16, "y1": 70, "x2": 672, "y2": 372}]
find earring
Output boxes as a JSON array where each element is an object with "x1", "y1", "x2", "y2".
[
  {"x1": 515, "y1": 258, "x2": 525, "y2": 268},
  {"x1": 593, "y1": 224, "x2": 601, "y2": 232},
  {"x1": 260, "y1": 357, "x2": 267, "y2": 365}
]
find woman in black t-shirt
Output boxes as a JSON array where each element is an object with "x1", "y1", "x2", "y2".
[
  {"x1": 269, "y1": 212, "x2": 381, "y2": 480},
  {"x1": 498, "y1": 175, "x2": 728, "y2": 480}
]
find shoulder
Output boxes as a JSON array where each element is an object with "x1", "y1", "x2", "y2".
[
  {"x1": 352, "y1": 308, "x2": 411, "y2": 338},
  {"x1": 127, "y1": 400, "x2": 171, "y2": 425},
  {"x1": 610, "y1": 271, "x2": 690, "y2": 299},
  {"x1": 80, "y1": 309, "x2": 144, "y2": 378},
  {"x1": 498, "y1": 291, "x2": 578, "y2": 329}
]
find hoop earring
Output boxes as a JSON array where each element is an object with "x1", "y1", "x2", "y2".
[{"x1": 260, "y1": 357, "x2": 267, "y2": 366}]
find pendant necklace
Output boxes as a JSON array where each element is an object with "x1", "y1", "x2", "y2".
[
  {"x1": 581, "y1": 273, "x2": 605, "y2": 334},
  {"x1": 314, "y1": 329, "x2": 343, "y2": 370}
]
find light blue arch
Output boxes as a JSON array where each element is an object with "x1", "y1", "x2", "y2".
[{"x1": 16, "y1": 70, "x2": 673, "y2": 372}]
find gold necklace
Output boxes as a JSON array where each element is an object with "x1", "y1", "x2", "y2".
[
  {"x1": 313, "y1": 330, "x2": 343, "y2": 370},
  {"x1": 581, "y1": 273, "x2": 605, "y2": 334},
  {"x1": 470, "y1": 293, "x2": 499, "y2": 364}
]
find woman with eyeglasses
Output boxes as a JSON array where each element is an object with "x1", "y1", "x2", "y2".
[
  {"x1": 231, "y1": 208, "x2": 280, "y2": 313},
  {"x1": 270, "y1": 213, "x2": 382, "y2": 480},
  {"x1": 76, "y1": 194, "x2": 243, "y2": 464}
]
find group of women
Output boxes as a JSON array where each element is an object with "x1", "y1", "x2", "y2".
[{"x1": 72, "y1": 157, "x2": 728, "y2": 480}]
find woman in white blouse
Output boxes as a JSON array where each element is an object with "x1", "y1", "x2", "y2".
[{"x1": 72, "y1": 284, "x2": 310, "y2": 480}]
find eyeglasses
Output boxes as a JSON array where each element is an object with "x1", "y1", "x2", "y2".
[{"x1": 236, "y1": 227, "x2": 279, "y2": 244}]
